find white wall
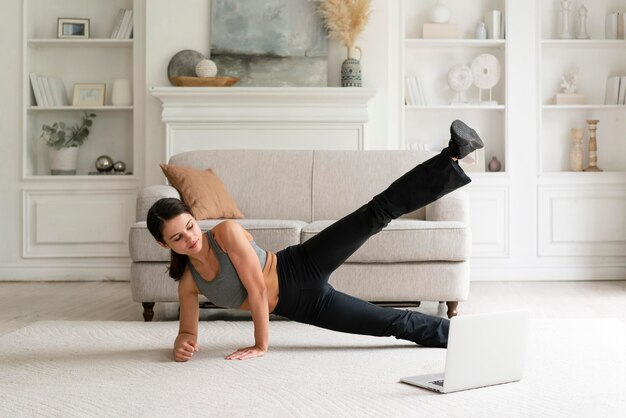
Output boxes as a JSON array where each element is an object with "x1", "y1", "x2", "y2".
[{"x1": 0, "y1": 0, "x2": 25, "y2": 272}]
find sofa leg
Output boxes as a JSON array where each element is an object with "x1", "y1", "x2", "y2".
[
  {"x1": 142, "y1": 302, "x2": 155, "y2": 322},
  {"x1": 446, "y1": 301, "x2": 459, "y2": 318}
]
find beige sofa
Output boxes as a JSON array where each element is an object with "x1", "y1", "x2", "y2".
[{"x1": 129, "y1": 150, "x2": 471, "y2": 321}]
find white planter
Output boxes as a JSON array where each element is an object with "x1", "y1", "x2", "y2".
[
  {"x1": 111, "y1": 79, "x2": 132, "y2": 106},
  {"x1": 48, "y1": 147, "x2": 79, "y2": 175}
]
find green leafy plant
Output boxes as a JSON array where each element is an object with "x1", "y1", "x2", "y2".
[{"x1": 40, "y1": 112, "x2": 96, "y2": 150}]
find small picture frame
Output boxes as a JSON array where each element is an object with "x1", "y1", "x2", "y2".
[
  {"x1": 72, "y1": 83, "x2": 105, "y2": 106},
  {"x1": 57, "y1": 18, "x2": 90, "y2": 39}
]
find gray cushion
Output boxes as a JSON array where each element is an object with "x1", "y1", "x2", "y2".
[
  {"x1": 311, "y1": 150, "x2": 437, "y2": 221},
  {"x1": 301, "y1": 219, "x2": 470, "y2": 262},
  {"x1": 169, "y1": 150, "x2": 314, "y2": 222},
  {"x1": 129, "y1": 219, "x2": 306, "y2": 262}
]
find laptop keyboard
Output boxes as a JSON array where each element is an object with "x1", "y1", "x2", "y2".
[{"x1": 430, "y1": 380, "x2": 444, "y2": 386}]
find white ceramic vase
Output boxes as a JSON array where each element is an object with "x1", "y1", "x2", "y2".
[
  {"x1": 48, "y1": 147, "x2": 79, "y2": 175},
  {"x1": 111, "y1": 79, "x2": 132, "y2": 106}
]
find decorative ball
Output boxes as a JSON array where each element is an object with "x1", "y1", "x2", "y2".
[
  {"x1": 195, "y1": 59, "x2": 218, "y2": 78},
  {"x1": 429, "y1": 3, "x2": 450, "y2": 23},
  {"x1": 113, "y1": 161, "x2": 126, "y2": 172},
  {"x1": 95, "y1": 155, "x2": 114, "y2": 172}
]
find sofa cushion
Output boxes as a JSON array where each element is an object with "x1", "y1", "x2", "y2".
[
  {"x1": 169, "y1": 150, "x2": 314, "y2": 221},
  {"x1": 130, "y1": 219, "x2": 306, "y2": 262},
  {"x1": 160, "y1": 164, "x2": 244, "y2": 220},
  {"x1": 301, "y1": 219, "x2": 470, "y2": 262},
  {"x1": 311, "y1": 150, "x2": 437, "y2": 221}
]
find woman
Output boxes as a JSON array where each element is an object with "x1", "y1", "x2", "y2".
[{"x1": 147, "y1": 120, "x2": 483, "y2": 362}]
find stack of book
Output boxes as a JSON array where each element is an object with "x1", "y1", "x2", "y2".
[
  {"x1": 110, "y1": 8, "x2": 134, "y2": 39},
  {"x1": 605, "y1": 76, "x2": 626, "y2": 104},
  {"x1": 422, "y1": 23, "x2": 458, "y2": 39},
  {"x1": 605, "y1": 12, "x2": 625, "y2": 39},
  {"x1": 404, "y1": 76, "x2": 427, "y2": 106},
  {"x1": 29, "y1": 73, "x2": 69, "y2": 107}
]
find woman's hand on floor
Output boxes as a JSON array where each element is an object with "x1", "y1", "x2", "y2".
[
  {"x1": 173, "y1": 334, "x2": 198, "y2": 362},
  {"x1": 225, "y1": 345, "x2": 266, "y2": 360}
]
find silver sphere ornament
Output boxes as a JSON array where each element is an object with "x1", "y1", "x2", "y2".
[
  {"x1": 113, "y1": 161, "x2": 126, "y2": 172},
  {"x1": 95, "y1": 155, "x2": 114, "y2": 172}
]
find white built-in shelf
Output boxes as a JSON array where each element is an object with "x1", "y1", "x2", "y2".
[
  {"x1": 405, "y1": 39, "x2": 505, "y2": 48},
  {"x1": 27, "y1": 39, "x2": 133, "y2": 48},
  {"x1": 406, "y1": 105, "x2": 505, "y2": 111},
  {"x1": 23, "y1": 175, "x2": 138, "y2": 182},
  {"x1": 542, "y1": 105, "x2": 626, "y2": 110},
  {"x1": 538, "y1": 171, "x2": 626, "y2": 184},
  {"x1": 541, "y1": 39, "x2": 626, "y2": 48},
  {"x1": 28, "y1": 106, "x2": 133, "y2": 111}
]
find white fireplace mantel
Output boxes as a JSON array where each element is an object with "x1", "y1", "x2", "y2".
[{"x1": 151, "y1": 87, "x2": 377, "y2": 158}]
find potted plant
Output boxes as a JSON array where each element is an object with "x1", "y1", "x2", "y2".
[{"x1": 40, "y1": 112, "x2": 96, "y2": 175}]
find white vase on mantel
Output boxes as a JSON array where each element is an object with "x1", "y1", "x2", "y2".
[{"x1": 48, "y1": 147, "x2": 79, "y2": 175}]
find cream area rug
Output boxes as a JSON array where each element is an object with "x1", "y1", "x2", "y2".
[{"x1": 0, "y1": 319, "x2": 624, "y2": 418}]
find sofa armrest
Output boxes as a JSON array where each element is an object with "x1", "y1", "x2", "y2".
[
  {"x1": 425, "y1": 190, "x2": 469, "y2": 224},
  {"x1": 136, "y1": 185, "x2": 181, "y2": 222}
]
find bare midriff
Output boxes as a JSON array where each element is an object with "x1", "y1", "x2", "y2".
[{"x1": 238, "y1": 250, "x2": 280, "y2": 313}]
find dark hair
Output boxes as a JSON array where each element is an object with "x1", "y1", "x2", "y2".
[{"x1": 146, "y1": 198, "x2": 192, "y2": 281}]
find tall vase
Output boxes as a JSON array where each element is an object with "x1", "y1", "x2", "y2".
[
  {"x1": 341, "y1": 46, "x2": 362, "y2": 87},
  {"x1": 583, "y1": 119, "x2": 602, "y2": 172},
  {"x1": 48, "y1": 147, "x2": 79, "y2": 175},
  {"x1": 569, "y1": 128, "x2": 584, "y2": 171},
  {"x1": 111, "y1": 79, "x2": 132, "y2": 106}
]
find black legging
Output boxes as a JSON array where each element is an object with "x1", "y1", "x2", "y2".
[{"x1": 272, "y1": 148, "x2": 472, "y2": 348}]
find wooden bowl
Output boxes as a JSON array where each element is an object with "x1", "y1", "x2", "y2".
[{"x1": 168, "y1": 76, "x2": 240, "y2": 87}]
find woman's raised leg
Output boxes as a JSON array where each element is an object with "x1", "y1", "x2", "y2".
[{"x1": 301, "y1": 120, "x2": 481, "y2": 278}]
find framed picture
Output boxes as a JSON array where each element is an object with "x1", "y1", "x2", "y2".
[
  {"x1": 72, "y1": 84, "x2": 105, "y2": 106},
  {"x1": 57, "y1": 18, "x2": 90, "y2": 39},
  {"x1": 458, "y1": 148, "x2": 486, "y2": 172}
]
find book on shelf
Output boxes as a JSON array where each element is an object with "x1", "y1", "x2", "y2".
[
  {"x1": 29, "y1": 74, "x2": 69, "y2": 107},
  {"x1": 404, "y1": 76, "x2": 426, "y2": 106},
  {"x1": 605, "y1": 12, "x2": 625, "y2": 39},
  {"x1": 604, "y1": 76, "x2": 626, "y2": 104},
  {"x1": 110, "y1": 8, "x2": 126, "y2": 38},
  {"x1": 422, "y1": 23, "x2": 458, "y2": 39},
  {"x1": 29, "y1": 73, "x2": 44, "y2": 106},
  {"x1": 116, "y1": 9, "x2": 134, "y2": 39}
]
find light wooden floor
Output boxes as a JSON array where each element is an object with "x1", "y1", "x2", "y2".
[{"x1": 1, "y1": 280, "x2": 625, "y2": 337}]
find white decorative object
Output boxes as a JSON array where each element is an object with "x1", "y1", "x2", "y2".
[
  {"x1": 475, "y1": 21, "x2": 487, "y2": 39},
  {"x1": 558, "y1": 0, "x2": 573, "y2": 39},
  {"x1": 576, "y1": 5, "x2": 590, "y2": 39},
  {"x1": 429, "y1": 1, "x2": 450, "y2": 23},
  {"x1": 555, "y1": 66, "x2": 586, "y2": 104},
  {"x1": 195, "y1": 59, "x2": 218, "y2": 78},
  {"x1": 470, "y1": 54, "x2": 501, "y2": 105},
  {"x1": 111, "y1": 79, "x2": 132, "y2": 106},
  {"x1": 484, "y1": 10, "x2": 504, "y2": 39},
  {"x1": 447, "y1": 64, "x2": 473, "y2": 104},
  {"x1": 560, "y1": 66, "x2": 579, "y2": 94}
]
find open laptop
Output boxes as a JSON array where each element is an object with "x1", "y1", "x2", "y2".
[{"x1": 400, "y1": 310, "x2": 530, "y2": 394}]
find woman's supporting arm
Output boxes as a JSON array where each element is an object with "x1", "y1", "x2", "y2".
[
  {"x1": 217, "y1": 221, "x2": 269, "y2": 360},
  {"x1": 174, "y1": 270, "x2": 200, "y2": 362}
]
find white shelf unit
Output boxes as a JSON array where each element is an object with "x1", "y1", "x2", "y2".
[
  {"x1": 401, "y1": 0, "x2": 507, "y2": 173},
  {"x1": 22, "y1": 0, "x2": 139, "y2": 179},
  {"x1": 539, "y1": 0, "x2": 626, "y2": 174}
]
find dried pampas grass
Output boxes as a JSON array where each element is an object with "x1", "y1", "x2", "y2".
[{"x1": 317, "y1": 0, "x2": 372, "y2": 47}]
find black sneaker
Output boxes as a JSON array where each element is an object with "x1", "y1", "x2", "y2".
[{"x1": 448, "y1": 120, "x2": 484, "y2": 159}]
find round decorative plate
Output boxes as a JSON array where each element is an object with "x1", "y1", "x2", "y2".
[
  {"x1": 470, "y1": 54, "x2": 501, "y2": 89},
  {"x1": 447, "y1": 64, "x2": 473, "y2": 92},
  {"x1": 167, "y1": 50, "x2": 207, "y2": 79}
]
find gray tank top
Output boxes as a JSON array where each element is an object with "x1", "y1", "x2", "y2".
[{"x1": 188, "y1": 231, "x2": 267, "y2": 309}]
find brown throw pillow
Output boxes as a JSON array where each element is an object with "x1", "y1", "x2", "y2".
[{"x1": 160, "y1": 163, "x2": 244, "y2": 220}]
